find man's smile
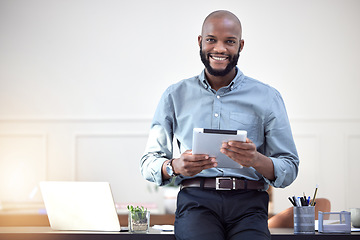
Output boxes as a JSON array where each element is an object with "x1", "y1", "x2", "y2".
[{"x1": 209, "y1": 54, "x2": 229, "y2": 62}]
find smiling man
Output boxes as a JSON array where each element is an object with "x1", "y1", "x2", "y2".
[{"x1": 141, "y1": 10, "x2": 299, "y2": 240}]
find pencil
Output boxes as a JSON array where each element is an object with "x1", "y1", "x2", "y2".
[{"x1": 311, "y1": 184, "x2": 318, "y2": 206}]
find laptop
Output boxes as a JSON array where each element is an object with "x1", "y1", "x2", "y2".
[{"x1": 40, "y1": 181, "x2": 122, "y2": 231}]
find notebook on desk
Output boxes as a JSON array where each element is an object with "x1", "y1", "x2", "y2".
[{"x1": 40, "y1": 181, "x2": 122, "y2": 231}]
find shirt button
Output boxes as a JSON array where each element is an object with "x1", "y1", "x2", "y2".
[
  {"x1": 216, "y1": 95, "x2": 220, "y2": 99},
  {"x1": 214, "y1": 113, "x2": 219, "y2": 117}
]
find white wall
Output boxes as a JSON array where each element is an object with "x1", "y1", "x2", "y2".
[{"x1": 1, "y1": 0, "x2": 359, "y2": 214}]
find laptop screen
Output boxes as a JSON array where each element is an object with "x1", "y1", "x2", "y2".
[{"x1": 40, "y1": 181, "x2": 121, "y2": 231}]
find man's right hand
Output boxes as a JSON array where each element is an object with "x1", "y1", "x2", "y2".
[{"x1": 172, "y1": 150, "x2": 217, "y2": 177}]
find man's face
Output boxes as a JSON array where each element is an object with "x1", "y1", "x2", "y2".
[{"x1": 199, "y1": 17, "x2": 243, "y2": 77}]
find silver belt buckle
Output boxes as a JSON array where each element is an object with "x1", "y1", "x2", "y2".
[{"x1": 215, "y1": 177, "x2": 235, "y2": 190}]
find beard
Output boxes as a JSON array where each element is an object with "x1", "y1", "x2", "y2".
[{"x1": 200, "y1": 45, "x2": 240, "y2": 77}]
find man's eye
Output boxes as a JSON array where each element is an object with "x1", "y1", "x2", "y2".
[
  {"x1": 227, "y1": 40, "x2": 236, "y2": 44},
  {"x1": 206, "y1": 38, "x2": 215, "y2": 42}
]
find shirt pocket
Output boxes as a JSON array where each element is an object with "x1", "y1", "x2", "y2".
[{"x1": 229, "y1": 112, "x2": 262, "y2": 143}]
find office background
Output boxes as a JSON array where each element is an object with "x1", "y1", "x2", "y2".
[{"x1": 0, "y1": 0, "x2": 359, "y2": 214}]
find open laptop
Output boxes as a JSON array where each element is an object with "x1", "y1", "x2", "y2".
[{"x1": 40, "y1": 181, "x2": 122, "y2": 231}]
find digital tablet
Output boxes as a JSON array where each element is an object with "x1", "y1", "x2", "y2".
[{"x1": 192, "y1": 128, "x2": 247, "y2": 168}]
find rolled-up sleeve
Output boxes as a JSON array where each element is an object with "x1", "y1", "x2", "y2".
[
  {"x1": 140, "y1": 89, "x2": 175, "y2": 186},
  {"x1": 263, "y1": 90, "x2": 299, "y2": 188}
]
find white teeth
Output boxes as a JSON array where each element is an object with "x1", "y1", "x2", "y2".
[{"x1": 212, "y1": 56, "x2": 227, "y2": 61}]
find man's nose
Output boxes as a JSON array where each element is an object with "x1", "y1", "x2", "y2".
[{"x1": 213, "y1": 42, "x2": 226, "y2": 53}]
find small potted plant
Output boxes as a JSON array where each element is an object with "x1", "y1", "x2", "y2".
[{"x1": 127, "y1": 205, "x2": 150, "y2": 233}]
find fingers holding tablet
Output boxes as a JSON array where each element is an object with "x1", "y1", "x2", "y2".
[
  {"x1": 192, "y1": 128, "x2": 247, "y2": 168},
  {"x1": 220, "y1": 139, "x2": 258, "y2": 167},
  {"x1": 173, "y1": 151, "x2": 218, "y2": 176}
]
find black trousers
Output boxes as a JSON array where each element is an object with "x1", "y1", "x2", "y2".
[{"x1": 174, "y1": 187, "x2": 271, "y2": 240}]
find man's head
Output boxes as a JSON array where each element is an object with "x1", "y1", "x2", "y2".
[{"x1": 198, "y1": 10, "x2": 244, "y2": 77}]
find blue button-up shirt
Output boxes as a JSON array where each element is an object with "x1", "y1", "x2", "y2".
[{"x1": 141, "y1": 68, "x2": 299, "y2": 189}]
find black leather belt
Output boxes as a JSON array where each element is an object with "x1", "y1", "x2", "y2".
[{"x1": 181, "y1": 177, "x2": 265, "y2": 191}]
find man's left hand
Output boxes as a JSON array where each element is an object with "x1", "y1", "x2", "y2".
[{"x1": 220, "y1": 138, "x2": 259, "y2": 168}]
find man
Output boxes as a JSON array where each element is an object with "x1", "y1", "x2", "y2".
[{"x1": 141, "y1": 10, "x2": 299, "y2": 240}]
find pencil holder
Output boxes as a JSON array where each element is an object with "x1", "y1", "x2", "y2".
[{"x1": 293, "y1": 206, "x2": 315, "y2": 234}]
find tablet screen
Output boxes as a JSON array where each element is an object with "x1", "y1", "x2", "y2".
[{"x1": 192, "y1": 128, "x2": 247, "y2": 168}]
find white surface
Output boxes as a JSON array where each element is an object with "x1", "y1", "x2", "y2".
[{"x1": 153, "y1": 225, "x2": 174, "y2": 232}]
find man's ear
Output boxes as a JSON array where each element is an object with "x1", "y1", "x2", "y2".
[
  {"x1": 198, "y1": 35, "x2": 202, "y2": 47},
  {"x1": 240, "y1": 39, "x2": 245, "y2": 52}
]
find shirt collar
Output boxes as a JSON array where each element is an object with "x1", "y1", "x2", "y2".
[{"x1": 199, "y1": 67, "x2": 244, "y2": 91}]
